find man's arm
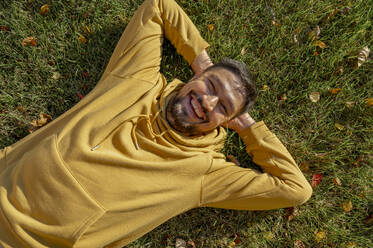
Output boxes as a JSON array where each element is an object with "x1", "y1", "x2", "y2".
[
  {"x1": 200, "y1": 114, "x2": 312, "y2": 210},
  {"x1": 98, "y1": 0, "x2": 210, "y2": 87}
]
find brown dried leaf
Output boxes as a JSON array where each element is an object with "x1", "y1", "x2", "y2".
[
  {"x1": 294, "y1": 240, "x2": 306, "y2": 248},
  {"x1": 365, "y1": 214, "x2": 373, "y2": 224},
  {"x1": 356, "y1": 46, "x2": 370, "y2": 68},
  {"x1": 0, "y1": 25, "x2": 10, "y2": 31},
  {"x1": 16, "y1": 106, "x2": 26, "y2": 113},
  {"x1": 207, "y1": 24, "x2": 214, "y2": 32},
  {"x1": 313, "y1": 40, "x2": 327, "y2": 49},
  {"x1": 29, "y1": 113, "x2": 52, "y2": 133},
  {"x1": 312, "y1": 173, "x2": 323, "y2": 188},
  {"x1": 365, "y1": 98, "x2": 373, "y2": 106},
  {"x1": 342, "y1": 200, "x2": 353, "y2": 212},
  {"x1": 333, "y1": 177, "x2": 342, "y2": 186},
  {"x1": 187, "y1": 240, "x2": 196, "y2": 248},
  {"x1": 309, "y1": 91, "x2": 320, "y2": 102},
  {"x1": 329, "y1": 88, "x2": 341, "y2": 94},
  {"x1": 299, "y1": 161, "x2": 309, "y2": 172},
  {"x1": 40, "y1": 4, "x2": 49, "y2": 15},
  {"x1": 285, "y1": 207, "x2": 297, "y2": 221},
  {"x1": 78, "y1": 35, "x2": 87, "y2": 44},
  {"x1": 22, "y1": 37, "x2": 37, "y2": 47},
  {"x1": 353, "y1": 155, "x2": 364, "y2": 167}
]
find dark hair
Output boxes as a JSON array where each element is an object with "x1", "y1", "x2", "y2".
[{"x1": 205, "y1": 58, "x2": 257, "y2": 117}]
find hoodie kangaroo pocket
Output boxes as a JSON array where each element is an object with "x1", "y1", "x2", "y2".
[{"x1": 0, "y1": 134, "x2": 105, "y2": 247}]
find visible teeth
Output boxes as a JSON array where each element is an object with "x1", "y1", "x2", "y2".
[{"x1": 191, "y1": 99, "x2": 203, "y2": 118}]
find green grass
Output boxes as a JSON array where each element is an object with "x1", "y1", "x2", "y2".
[{"x1": 1, "y1": 0, "x2": 372, "y2": 247}]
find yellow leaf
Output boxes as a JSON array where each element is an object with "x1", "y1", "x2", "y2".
[
  {"x1": 335, "y1": 123, "x2": 344, "y2": 131},
  {"x1": 333, "y1": 177, "x2": 342, "y2": 186},
  {"x1": 29, "y1": 113, "x2": 52, "y2": 133},
  {"x1": 314, "y1": 231, "x2": 325, "y2": 242},
  {"x1": 85, "y1": 25, "x2": 91, "y2": 33},
  {"x1": 40, "y1": 4, "x2": 49, "y2": 15},
  {"x1": 313, "y1": 40, "x2": 327, "y2": 49},
  {"x1": 342, "y1": 200, "x2": 353, "y2": 212},
  {"x1": 309, "y1": 91, "x2": 320, "y2": 102},
  {"x1": 228, "y1": 241, "x2": 236, "y2": 248},
  {"x1": 207, "y1": 24, "x2": 214, "y2": 32},
  {"x1": 356, "y1": 46, "x2": 370, "y2": 68},
  {"x1": 329, "y1": 88, "x2": 341, "y2": 94},
  {"x1": 262, "y1": 85, "x2": 269, "y2": 91},
  {"x1": 78, "y1": 35, "x2": 87, "y2": 44},
  {"x1": 264, "y1": 232, "x2": 274, "y2": 240},
  {"x1": 22, "y1": 37, "x2": 37, "y2": 47},
  {"x1": 365, "y1": 98, "x2": 373, "y2": 106}
]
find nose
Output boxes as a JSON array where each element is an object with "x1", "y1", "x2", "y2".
[{"x1": 201, "y1": 95, "x2": 218, "y2": 112}]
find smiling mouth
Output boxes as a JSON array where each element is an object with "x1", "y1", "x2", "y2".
[{"x1": 190, "y1": 95, "x2": 204, "y2": 119}]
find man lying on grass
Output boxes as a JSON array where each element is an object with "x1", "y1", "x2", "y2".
[{"x1": 0, "y1": 0, "x2": 312, "y2": 247}]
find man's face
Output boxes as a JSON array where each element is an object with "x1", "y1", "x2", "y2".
[{"x1": 166, "y1": 67, "x2": 245, "y2": 135}]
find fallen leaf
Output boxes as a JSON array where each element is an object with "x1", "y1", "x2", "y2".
[
  {"x1": 16, "y1": 106, "x2": 26, "y2": 113},
  {"x1": 233, "y1": 233, "x2": 241, "y2": 244},
  {"x1": 22, "y1": 37, "x2": 37, "y2": 47},
  {"x1": 48, "y1": 60, "x2": 55, "y2": 66},
  {"x1": 40, "y1": 4, "x2": 49, "y2": 15},
  {"x1": 293, "y1": 240, "x2": 306, "y2": 248},
  {"x1": 207, "y1": 24, "x2": 214, "y2": 32},
  {"x1": 292, "y1": 28, "x2": 299, "y2": 44},
  {"x1": 341, "y1": 7, "x2": 352, "y2": 15},
  {"x1": 312, "y1": 173, "x2": 322, "y2": 188},
  {"x1": 314, "y1": 25, "x2": 320, "y2": 37},
  {"x1": 83, "y1": 71, "x2": 89, "y2": 78},
  {"x1": 309, "y1": 91, "x2": 320, "y2": 102},
  {"x1": 329, "y1": 88, "x2": 341, "y2": 94},
  {"x1": 334, "y1": 66, "x2": 344, "y2": 75},
  {"x1": 52, "y1": 72, "x2": 61, "y2": 80},
  {"x1": 78, "y1": 35, "x2": 87, "y2": 44},
  {"x1": 334, "y1": 123, "x2": 344, "y2": 131},
  {"x1": 333, "y1": 177, "x2": 342, "y2": 186},
  {"x1": 187, "y1": 240, "x2": 196, "y2": 248},
  {"x1": 285, "y1": 207, "x2": 297, "y2": 221},
  {"x1": 365, "y1": 98, "x2": 373, "y2": 106},
  {"x1": 353, "y1": 155, "x2": 364, "y2": 167},
  {"x1": 323, "y1": 9, "x2": 338, "y2": 23},
  {"x1": 316, "y1": 152, "x2": 329, "y2": 158},
  {"x1": 85, "y1": 25, "x2": 91, "y2": 33},
  {"x1": 264, "y1": 231, "x2": 274, "y2": 240},
  {"x1": 314, "y1": 51, "x2": 320, "y2": 56},
  {"x1": 309, "y1": 25, "x2": 320, "y2": 41},
  {"x1": 228, "y1": 241, "x2": 236, "y2": 248},
  {"x1": 0, "y1": 25, "x2": 10, "y2": 31},
  {"x1": 29, "y1": 113, "x2": 52, "y2": 133},
  {"x1": 175, "y1": 238, "x2": 186, "y2": 248},
  {"x1": 77, "y1": 92, "x2": 84, "y2": 100},
  {"x1": 346, "y1": 241, "x2": 357, "y2": 248},
  {"x1": 345, "y1": 101, "x2": 355, "y2": 108},
  {"x1": 271, "y1": 20, "x2": 281, "y2": 27},
  {"x1": 279, "y1": 93, "x2": 287, "y2": 101},
  {"x1": 313, "y1": 40, "x2": 327, "y2": 49},
  {"x1": 356, "y1": 46, "x2": 370, "y2": 68},
  {"x1": 240, "y1": 47, "x2": 246, "y2": 55},
  {"x1": 365, "y1": 214, "x2": 373, "y2": 224},
  {"x1": 314, "y1": 230, "x2": 326, "y2": 242},
  {"x1": 299, "y1": 161, "x2": 310, "y2": 172},
  {"x1": 262, "y1": 84, "x2": 270, "y2": 91},
  {"x1": 342, "y1": 200, "x2": 352, "y2": 212}
]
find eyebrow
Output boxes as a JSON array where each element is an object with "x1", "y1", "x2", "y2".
[{"x1": 209, "y1": 75, "x2": 235, "y2": 116}]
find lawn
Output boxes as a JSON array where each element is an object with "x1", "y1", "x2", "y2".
[{"x1": 0, "y1": 0, "x2": 372, "y2": 247}]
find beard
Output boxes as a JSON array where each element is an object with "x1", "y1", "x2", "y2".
[{"x1": 166, "y1": 92, "x2": 208, "y2": 135}]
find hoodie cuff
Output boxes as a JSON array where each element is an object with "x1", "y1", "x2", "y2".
[{"x1": 238, "y1": 121, "x2": 272, "y2": 148}]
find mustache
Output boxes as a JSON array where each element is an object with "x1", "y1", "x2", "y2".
[{"x1": 190, "y1": 90, "x2": 209, "y2": 120}]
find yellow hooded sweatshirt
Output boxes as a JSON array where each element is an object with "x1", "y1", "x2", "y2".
[{"x1": 0, "y1": 0, "x2": 312, "y2": 247}]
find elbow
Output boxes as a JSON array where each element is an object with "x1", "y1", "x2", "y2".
[{"x1": 291, "y1": 180, "x2": 313, "y2": 206}]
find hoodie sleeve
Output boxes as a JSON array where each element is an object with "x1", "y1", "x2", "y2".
[
  {"x1": 200, "y1": 121, "x2": 312, "y2": 210},
  {"x1": 101, "y1": 0, "x2": 209, "y2": 84}
]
